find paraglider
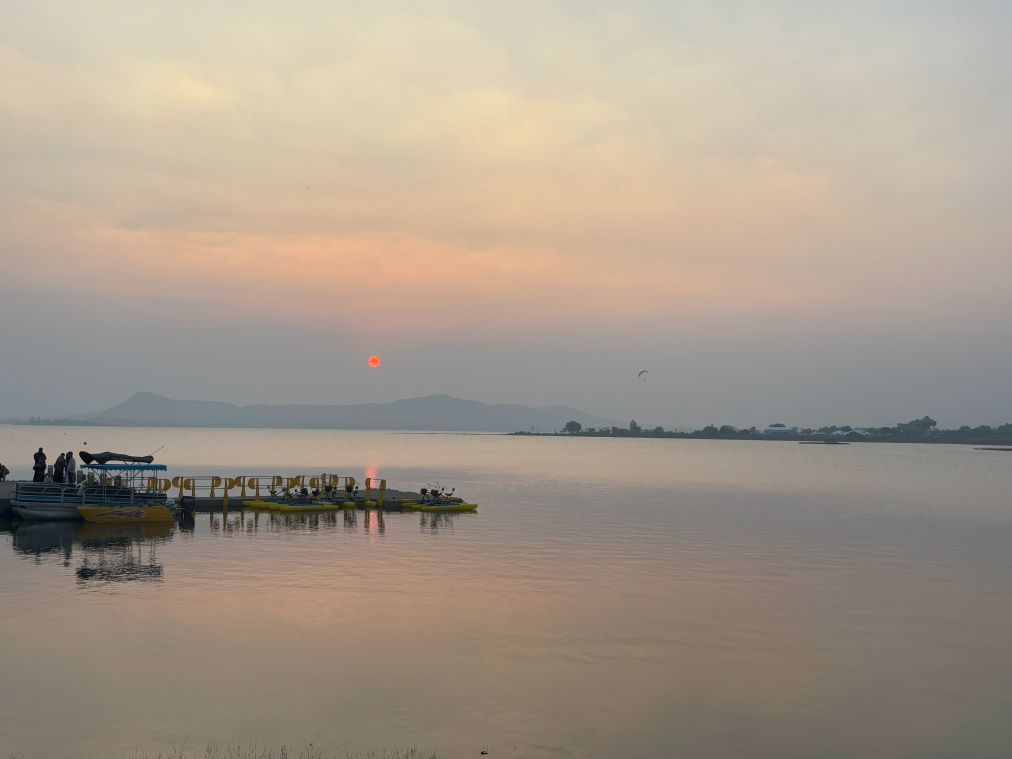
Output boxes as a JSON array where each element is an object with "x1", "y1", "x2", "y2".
[{"x1": 638, "y1": 370, "x2": 648, "y2": 381}]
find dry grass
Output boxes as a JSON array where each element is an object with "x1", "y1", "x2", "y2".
[
  {"x1": 121, "y1": 742, "x2": 435, "y2": 759},
  {"x1": 11, "y1": 741, "x2": 449, "y2": 759}
]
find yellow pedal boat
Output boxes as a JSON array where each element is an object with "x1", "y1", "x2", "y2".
[
  {"x1": 243, "y1": 499, "x2": 341, "y2": 513},
  {"x1": 243, "y1": 499, "x2": 284, "y2": 510},
  {"x1": 277, "y1": 501, "x2": 341, "y2": 513},
  {"x1": 418, "y1": 503, "x2": 478, "y2": 513},
  {"x1": 403, "y1": 501, "x2": 478, "y2": 513}
]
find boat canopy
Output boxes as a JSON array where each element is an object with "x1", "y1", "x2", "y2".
[{"x1": 82, "y1": 463, "x2": 167, "y2": 472}]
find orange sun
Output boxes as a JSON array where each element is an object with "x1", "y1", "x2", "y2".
[{"x1": 368, "y1": 355, "x2": 382, "y2": 368}]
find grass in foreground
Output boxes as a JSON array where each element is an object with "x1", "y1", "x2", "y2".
[{"x1": 125, "y1": 744, "x2": 438, "y2": 759}]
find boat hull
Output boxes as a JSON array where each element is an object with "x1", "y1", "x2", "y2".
[
  {"x1": 404, "y1": 502, "x2": 478, "y2": 513},
  {"x1": 277, "y1": 502, "x2": 340, "y2": 512},
  {"x1": 418, "y1": 503, "x2": 478, "y2": 513},
  {"x1": 243, "y1": 499, "x2": 283, "y2": 510},
  {"x1": 244, "y1": 499, "x2": 344, "y2": 512},
  {"x1": 77, "y1": 505, "x2": 175, "y2": 523},
  {"x1": 11, "y1": 502, "x2": 82, "y2": 521}
]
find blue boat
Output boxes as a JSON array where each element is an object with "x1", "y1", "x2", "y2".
[{"x1": 12, "y1": 462, "x2": 171, "y2": 521}]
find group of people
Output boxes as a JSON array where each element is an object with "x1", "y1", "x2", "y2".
[{"x1": 31, "y1": 447, "x2": 79, "y2": 484}]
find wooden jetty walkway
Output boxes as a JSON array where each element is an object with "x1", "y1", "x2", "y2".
[{"x1": 0, "y1": 477, "x2": 426, "y2": 517}]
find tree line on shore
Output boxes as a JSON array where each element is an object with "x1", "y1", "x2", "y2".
[{"x1": 512, "y1": 417, "x2": 1012, "y2": 444}]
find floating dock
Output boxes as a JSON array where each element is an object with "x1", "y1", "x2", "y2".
[
  {"x1": 0, "y1": 476, "x2": 445, "y2": 517},
  {"x1": 1, "y1": 482, "x2": 16, "y2": 516}
]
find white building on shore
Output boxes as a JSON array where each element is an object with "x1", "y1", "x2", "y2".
[{"x1": 763, "y1": 423, "x2": 798, "y2": 436}]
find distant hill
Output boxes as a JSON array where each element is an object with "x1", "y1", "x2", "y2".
[{"x1": 77, "y1": 392, "x2": 614, "y2": 432}]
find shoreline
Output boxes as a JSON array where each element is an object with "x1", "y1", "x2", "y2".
[{"x1": 509, "y1": 431, "x2": 1012, "y2": 446}]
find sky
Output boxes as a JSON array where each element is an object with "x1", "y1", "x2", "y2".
[{"x1": 1, "y1": 0, "x2": 1011, "y2": 429}]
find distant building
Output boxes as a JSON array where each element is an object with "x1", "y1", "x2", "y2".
[
  {"x1": 896, "y1": 416, "x2": 938, "y2": 436},
  {"x1": 830, "y1": 428, "x2": 873, "y2": 437},
  {"x1": 763, "y1": 423, "x2": 797, "y2": 436}
]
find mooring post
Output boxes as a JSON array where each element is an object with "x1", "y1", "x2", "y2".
[{"x1": 225, "y1": 477, "x2": 241, "y2": 512}]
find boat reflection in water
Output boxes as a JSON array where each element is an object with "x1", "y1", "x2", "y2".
[
  {"x1": 9, "y1": 519, "x2": 172, "y2": 584},
  {"x1": 1, "y1": 506, "x2": 480, "y2": 586},
  {"x1": 210, "y1": 507, "x2": 470, "y2": 535},
  {"x1": 417, "y1": 511, "x2": 475, "y2": 532},
  {"x1": 226, "y1": 506, "x2": 387, "y2": 536}
]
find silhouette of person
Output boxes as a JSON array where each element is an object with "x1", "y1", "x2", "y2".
[
  {"x1": 32, "y1": 447, "x2": 46, "y2": 482},
  {"x1": 65, "y1": 451, "x2": 77, "y2": 485}
]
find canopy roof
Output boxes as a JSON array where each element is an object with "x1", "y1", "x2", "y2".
[{"x1": 82, "y1": 463, "x2": 167, "y2": 472}]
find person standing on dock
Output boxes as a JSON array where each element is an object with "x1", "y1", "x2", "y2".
[
  {"x1": 32, "y1": 447, "x2": 46, "y2": 482},
  {"x1": 65, "y1": 451, "x2": 76, "y2": 485},
  {"x1": 53, "y1": 452, "x2": 66, "y2": 484},
  {"x1": 0, "y1": 462, "x2": 8, "y2": 481}
]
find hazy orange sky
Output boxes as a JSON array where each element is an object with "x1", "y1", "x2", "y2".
[{"x1": 2, "y1": 1, "x2": 1010, "y2": 427}]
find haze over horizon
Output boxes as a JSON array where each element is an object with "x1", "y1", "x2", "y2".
[{"x1": 3, "y1": 2, "x2": 1011, "y2": 429}]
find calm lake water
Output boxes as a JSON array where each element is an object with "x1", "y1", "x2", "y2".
[{"x1": 2, "y1": 426, "x2": 1012, "y2": 758}]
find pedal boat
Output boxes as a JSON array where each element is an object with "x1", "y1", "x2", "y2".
[
  {"x1": 402, "y1": 500, "x2": 478, "y2": 513},
  {"x1": 243, "y1": 498, "x2": 343, "y2": 513},
  {"x1": 243, "y1": 499, "x2": 284, "y2": 510},
  {"x1": 418, "y1": 503, "x2": 478, "y2": 513},
  {"x1": 276, "y1": 501, "x2": 341, "y2": 513}
]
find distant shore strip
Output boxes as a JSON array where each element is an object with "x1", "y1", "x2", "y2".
[{"x1": 514, "y1": 416, "x2": 1012, "y2": 446}]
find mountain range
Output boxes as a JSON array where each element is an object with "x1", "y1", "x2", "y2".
[{"x1": 75, "y1": 392, "x2": 614, "y2": 432}]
